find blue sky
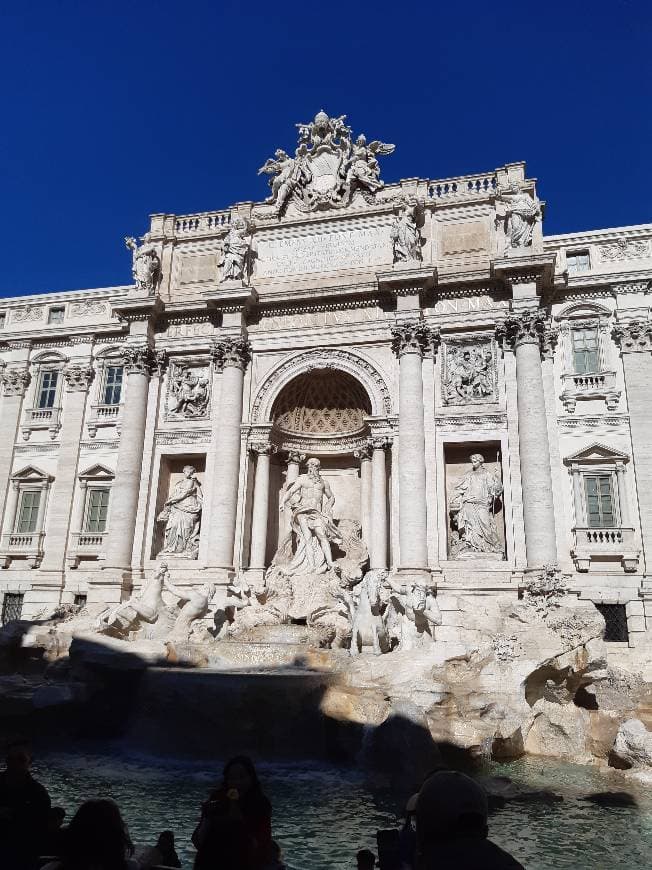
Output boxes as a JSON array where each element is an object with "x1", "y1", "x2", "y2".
[{"x1": 1, "y1": 0, "x2": 650, "y2": 296}]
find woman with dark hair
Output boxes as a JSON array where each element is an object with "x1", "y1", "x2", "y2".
[
  {"x1": 42, "y1": 799, "x2": 137, "y2": 870},
  {"x1": 192, "y1": 755, "x2": 273, "y2": 870}
]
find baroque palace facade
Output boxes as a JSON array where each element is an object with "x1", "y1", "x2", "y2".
[{"x1": 1, "y1": 111, "x2": 651, "y2": 656}]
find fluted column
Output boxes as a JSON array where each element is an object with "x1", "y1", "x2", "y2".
[
  {"x1": 0, "y1": 367, "x2": 30, "y2": 530},
  {"x1": 206, "y1": 337, "x2": 251, "y2": 572},
  {"x1": 354, "y1": 443, "x2": 373, "y2": 549},
  {"x1": 613, "y1": 319, "x2": 652, "y2": 572},
  {"x1": 105, "y1": 346, "x2": 157, "y2": 570},
  {"x1": 391, "y1": 321, "x2": 439, "y2": 576},
  {"x1": 40, "y1": 363, "x2": 94, "y2": 573},
  {"x1": 370, "y1": 436, "x2": 391, "y2": 570},
  {"x1": 497, "y1": 313, "x2": 557, "y2": 569},
  {"x1": 249, "y1": 442, "x2": 276, "y2": 570}
]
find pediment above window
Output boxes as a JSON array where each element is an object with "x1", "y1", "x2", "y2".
[
  {"x1": 10, "y1": 464, "x2": 54, "y2": 483},
  {"x1": 564, "y1": 442, "x2": 629, "y2": 465},
  {"x1": 78, "y1": 463, "x2": 114, "y2": 482}
]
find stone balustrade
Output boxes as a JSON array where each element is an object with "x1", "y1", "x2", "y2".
[
  {"x1": 174, "y1": 211, "x2": 232, "y2": 236},
  {"x1": 67, "y1": 531, "x2": 107, "y2": 568},
  {"x1": 0, "y1": 530, "x2": 45, "y2": 568},
  {"x1": 571, "y1": 526, "x2": 639, "y2": 573},
  {"x1": 560, "y1": 370, "x2": 620, "y2": 413},
  {"x1": 22, "y1": 406, "x2": 61, "y2": 440},
  {"x1": 427, "y1": 171, "x2": 497, "y2": 200}
]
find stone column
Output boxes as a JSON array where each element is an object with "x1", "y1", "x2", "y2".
[
  {"x1": 40, "y1": 363, "x2": 94, "y2": 574},
  {"x1": 497, "y1": 313, "x2": 557, "y2": 570},
  {"x1": 613, "y1": 320, "x2": 652, "y2": 571},
  {"x1": 206, "y1": 337, "x2": 251, "y2": 574},
  {"x1": 570, "y1": 464, "x2": 584, "y2": 526},
  {"x1": 249, "y1": 442, "x2": 276, "y2": 571},
  {"x1": 105, "y1": 346, "x2": 156, "y2": 570},
  {"x1": 615, "y1": 462, "x2": 632, "y2": 528},
  {"x1": 370, "y1": 436, "x2": 390, "y2": 570},
  {"x1": 0, "y1": 368, "x2": 30, "y2": 529},
  {"x1": 391, "y1": 321, "x2": 439, "y2": 577},
  {"x1": 354, "y1": 443, "x2": 373, "y2": 549}
]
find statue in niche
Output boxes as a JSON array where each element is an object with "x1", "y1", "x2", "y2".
[
  {"x1": 219, "y1": 216, "x2": 253, "y2": 282},
  {"x1": 385, "y1": 577, "x2": 441, "y2": 650},
  {"x1": 390, "y1": 198, "x2": 425, "y2": 263},
  {"x1": 125, "y1": 235, "x2": 161, "y2": 294},
  {"x1": 168, "y1": 366, "x2": 210, "y2": 418},
  {"x1": 449, "y1": 454, "x2": 503, "y2": 558},
  {"x1": 444, "y1": 345, "x2": 494, "y2": 403},
  {"x1": 278, "y1": 457, "x2": 341, "y2": 575},
  {"x1": 157, "y1": 466, "x2": 203, "y2": 559},
  {"x1": 495, "y1": 184, "x2": 541, "y2": 252}
]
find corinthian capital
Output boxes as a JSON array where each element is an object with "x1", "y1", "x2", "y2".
[
  {"x1": 391, "y1": 321, "x2": 440, "y2": 358},
  {"x1": 1, "y1": 367, "x2": 31, "y2": 397},
  {"x1": 63, "y1": 363, "x2": 95, "y2": 392},
  {"x1": 612, "y1": 319, "x2": 652, "y2": 353},
  {"x1": 250, "y1": 442, "x2": 277, "y2": 457},
  {"x1": 121, "y1": 344, "x2": 157, "y2": 376},
  {"x1": 211, "y1": 337, "x2": 252, "y2": 371},
  {"x1": 496, "y1": 312, "x2": 550, "y2": 351}
]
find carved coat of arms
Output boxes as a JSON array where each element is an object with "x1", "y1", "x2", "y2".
[{"x1": 258, "y1": 110, "x2": 394, "y2": 214}]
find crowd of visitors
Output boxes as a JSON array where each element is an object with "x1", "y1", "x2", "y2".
[{"x1": 0, "y1": 741, "x2": 525, "y2": 869}]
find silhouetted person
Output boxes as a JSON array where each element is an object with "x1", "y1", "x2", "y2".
[
  {"x1": 398, "y1": 793, "x2": 418, "y2": 869},
  {"x1": 137, "y1": 830, "x2": 181, "y2": 868},
  {"x1": 192, "y1": 755, "x2": 273, "y2": 870},
  {"x1": 357, "y1": 848, "x2": 376, "y2": 869},
  {"x1": 0, "y1": 741, "x2": 51, "y2": 869},
  {"x1": 415, "y1": 771, "x2": 525, "y2": 869},
  {"x1": 42, "y1": 807, "x2": 67, "y2": 858},
  {"x1": 42, "y1": 799, "x2": 137, "y2": 870}
]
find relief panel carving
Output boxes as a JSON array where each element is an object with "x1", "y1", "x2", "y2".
[
  {"x1": 166, "y1": 363, "x2": 211, "y2": 420},
  {"x1": 442, "y1": 338, "x2": 496, "y2": 405}
]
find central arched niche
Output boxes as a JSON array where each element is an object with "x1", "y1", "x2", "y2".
[
  {"x1": 271, "y1": 368, "x2": 372, "y2": 437},
  {"x1": 263, "y1": 368, "x2": 374, "y2": 565}
]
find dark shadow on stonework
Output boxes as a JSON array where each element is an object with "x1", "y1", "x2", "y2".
[{"x1": 0, "y1": 615, "x2": 481, "y2": 792}]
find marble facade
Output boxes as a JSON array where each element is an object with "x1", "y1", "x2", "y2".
[{"x1": 1, "y1": 111, "x2": 652, "y2": 664}]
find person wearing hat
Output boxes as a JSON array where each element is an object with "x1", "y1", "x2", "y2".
[{"x1": 415, "y1": 771, "x2": 524, "y2": 869}]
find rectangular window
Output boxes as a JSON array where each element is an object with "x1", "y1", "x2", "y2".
[
  {"x1": 567, "y1": 251, "x2": 590, "y2": 275},
  {"x1": 571, "y1": 326, "x2": 600, "y2": 374},
  {"x1": 84, "y1": 488, "x2": 110, "y2": 534},
  {"x1": 0, "y1": 313, "x2": 6, "y2": 329},
  {"x1": 48, "y1": 307, "x2": 65, "y2": 325},
  {"x1": 37, "y1": 371, "x2": 59, "y2": 409},
  {"x1": 584, "y1": 475, "x2": 615, "y2": 528},
  {"x1": 1, "y1": 593, "x2": 24, "y2": 626},
  {"x1": 16, "y1": 490, "x2": 41, "y2": 534},
  {"x1": 595, "y1": 603, "x2": 628, "y2": 642},
  {"x1": 102, "y1": 366, "x2": 123, "y2": 405},
  {"x1": 74, "y1": 593, "x2": 88, "y2": 608}
]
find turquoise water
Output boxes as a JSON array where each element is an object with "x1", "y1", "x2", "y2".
[{"x1": 34, "y1": 751, "x2": 652, "y2": 870}]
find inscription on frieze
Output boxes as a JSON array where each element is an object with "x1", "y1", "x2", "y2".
[
  {"x1": 256, "y1": 223, "x2": 392, "y2": 278},
  {"x1": 434, "y1": 295, "x2": 509, "y2": 315}
]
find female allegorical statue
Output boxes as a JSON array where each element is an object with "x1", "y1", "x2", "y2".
[
  {"x1": 449, "y1": 453, "x2": 503, "y2": 558},
  {"x1": 158, "y1": 465, "x2": 203, "y2": 559}
]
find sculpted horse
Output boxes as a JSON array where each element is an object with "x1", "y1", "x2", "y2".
[{"x1": 350, "y1": 569, "x2": 390, "y2": 656}]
